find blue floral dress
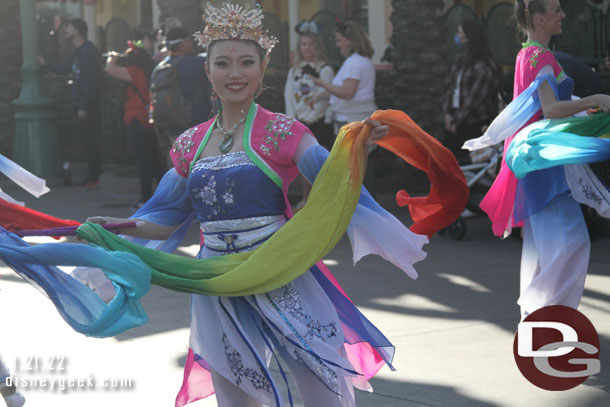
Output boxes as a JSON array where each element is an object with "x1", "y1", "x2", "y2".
[{"x1": 187, "y1": 151, "x2": 355, "y2": 406}]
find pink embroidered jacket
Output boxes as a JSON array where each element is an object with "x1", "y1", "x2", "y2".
[
  {"x1": 170, "y1": 103, "x2": 310, "y2": 218},
  {"x1": 479, "y1": 42, "x2": 568, "y2": 236}
]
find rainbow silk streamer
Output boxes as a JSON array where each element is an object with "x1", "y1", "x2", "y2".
[
  {"x1": 76, "y1": 120, "x2": 369, "y2": 296},
  {"x1": 506, "y1": 113, "x2": 610, "y2": 179},
  {"x1": 372, "y1": 111, "x2": 467, "y2": 237},
  {"x1": 76, "y1": 110, "x2": 465, "y2": 296},
  {"x1": 0, "y1": 110, "x2": 467, "y2": 337},
  {"x1": 0, "y1": 229, "x2": 150, "y2": 337}
]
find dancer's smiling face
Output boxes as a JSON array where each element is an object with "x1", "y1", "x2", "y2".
[
  {"x1": 539, "y1": 0, "x2": 565, "y2": 37},
  {"x1": 206, "y1": 40, "x2": 266, "y2": 106},
  {"x1": 527, "y1": 0, "x2": 565, "y2": 37}
]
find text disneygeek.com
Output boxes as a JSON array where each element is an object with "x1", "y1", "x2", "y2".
[
  {"x1": 7, "y1": 355, "x2": 134, "y2": 393},
  {"x1": 6, "y1": 375, "x2": 135, "y2": 393}
]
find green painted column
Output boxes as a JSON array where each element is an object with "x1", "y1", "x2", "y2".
[{"x1": 12, "y1": 0, "x2": 61, "y2": 178}]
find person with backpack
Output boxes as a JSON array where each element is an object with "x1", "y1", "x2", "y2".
[
  {"x1": 106, "y1": 41, "x2": 165, "y2": 209},
  {"x1": 150, "y1": 27, "x2": 211, "y2": 168},
  {"x1": 39, "y1": 18, "x2": 102, "y2": 189}
]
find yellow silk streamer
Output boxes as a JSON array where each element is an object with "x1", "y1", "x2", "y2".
[{"x1": 77, "y1": 122, "x2": 369, "y2": 296}]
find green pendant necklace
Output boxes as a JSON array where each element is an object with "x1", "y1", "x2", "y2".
[{"x1": 217, "y1": 110, "x2": 247, "y2": 154}]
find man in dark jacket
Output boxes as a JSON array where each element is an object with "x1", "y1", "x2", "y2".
[
  {"x1": 39, "y1": 18, "x2": 102, "y2": 189},
  {"x1": 152, "y1": 27, "x2": 211, "y2": 168}
]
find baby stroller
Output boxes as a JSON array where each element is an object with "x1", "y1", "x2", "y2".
[{"x1": 443, "y1": 144, "x2": 503, "y2": 240}]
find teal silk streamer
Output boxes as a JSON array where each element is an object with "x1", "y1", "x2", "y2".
[
  {"x1": 506, "y1": 113, "x2": 610, "y2": 179},
  {"x1": 0, "y1": 228, "x2": 150, "y2": 337}
]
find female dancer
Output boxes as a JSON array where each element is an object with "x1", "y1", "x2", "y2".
[
  {"x1": 85, "y1": 4, "x2": 428, "y2": 406},
  {"x1": 467, "y1": 0, "x2": 610, "y2": 318},
  {"x1": 0, "y1": 4, "x2": 467, "y2": 406}
]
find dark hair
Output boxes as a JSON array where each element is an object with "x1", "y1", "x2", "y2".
[
  {"x1": 207, "y1": 40, "x2": 266, "y2": 65},
  {"x1": 68, "y1": 18, "x2": 88, "y2": 38},
  {"x1": 124, "y1": 46, "x2": 155, "y2": 81},
  {"x1": 460, "y1": 20, "x2": 493, "y2": 68},
  {"x1": 165, "y1": 27, "x2": 190, "y2": 52},
  {"x1": 335, "y1": 21, "x2": 352, "y2": 39},
  {"x1": 514, "y1": 0, "x2": 549, "y2": 32},
  {"x1": 334, "y1": 20, "x2": 374, "y2": 58},
  {"x1": 134, "y1": 29, "x2": 154, "y2": 42}
]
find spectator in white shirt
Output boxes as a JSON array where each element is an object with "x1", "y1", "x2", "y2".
[
  {"x1": 312, "y1": 20, "x2": 377, "y2": 133},
  {"x1": 312, "y1": 20, "x2": 378, "y2": 193}
]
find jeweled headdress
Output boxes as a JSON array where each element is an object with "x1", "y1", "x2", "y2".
[{"x1": 195, "y1": 2, "x2": 279, "y2": 59}]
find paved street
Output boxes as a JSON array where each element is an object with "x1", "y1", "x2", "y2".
[{"x1": 0, "y1": 176, "x2": 609, "y2": 407}]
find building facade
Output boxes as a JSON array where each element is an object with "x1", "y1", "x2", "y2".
[{"x1": 2, "y1": 0, "x2": 608, "y2": 158}]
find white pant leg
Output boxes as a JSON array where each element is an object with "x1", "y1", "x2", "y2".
[
  {"x1": 518, "y1": 193, "x2": 590, "y2": 317},
  {"x1": 211, "y1": 368, "x2": 267, "y2": 407},
  {"x1": 211, "y1": 351, "x2": 350, "y2": 407},
  {"x1": 275, "y1": 344, "x2": 352, "y2": 407}
]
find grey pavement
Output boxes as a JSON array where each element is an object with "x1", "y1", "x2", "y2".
[{"x1": 0, "y1": 173, "x2": 609, "y2": 407}]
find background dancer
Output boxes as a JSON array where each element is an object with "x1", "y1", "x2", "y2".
[{"x1": 468, "y1": 0, "x2": 610, "y2": 318}]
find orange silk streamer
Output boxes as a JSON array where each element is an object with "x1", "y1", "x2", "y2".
[{"x1": 370, "y1": 110, "x2": 468, "y2": 237}]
